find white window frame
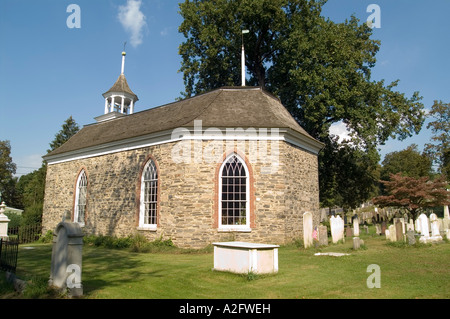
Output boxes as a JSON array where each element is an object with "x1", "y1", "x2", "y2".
[
  {"x1": 139, "y1": 159, "x2": 158, "y2": 231},
  {"x1": 74, "y1": 169, "x2": 87, "y2": 226},
  {"x1": 218, "y1": 153, "x2": 251, "y2": 232}
]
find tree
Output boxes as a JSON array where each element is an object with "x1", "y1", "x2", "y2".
[
  {"x1": 380, "y1": 144, "x2": 432, "y2": 181},
  {"x1": 373, "y1": 173, "x2": 450, "y2": 221},
  {"x1": 47, "y1": 116, "x2": 80, "y2": 153},
  {"x1": 425, "y1": 100, "x2": 450, "y2": 179},
  {"x1": 178, "y1": 0, "x2": 425, "y2": 208},
  {"x1": 0, "y1": 140, "x2": 17, "y2": 205},
  {"x1": 319, "y1": 135, "x2": 380, "y2": 211},
  {"x1": 16, "y1": 116, "x2": 80, "y2": 226}
]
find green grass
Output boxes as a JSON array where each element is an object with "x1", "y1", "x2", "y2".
[{"x1": 2, "y1": 230, "x2": 449, "y2": 299}]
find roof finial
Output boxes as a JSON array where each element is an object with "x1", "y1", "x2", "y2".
[{"x1": 121, "y1": 42, "x2": 127, "y2": 74}]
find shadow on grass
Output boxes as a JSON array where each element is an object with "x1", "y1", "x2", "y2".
[{"x1": 13, "y1": 244, "x2": 164, "y2": 298}]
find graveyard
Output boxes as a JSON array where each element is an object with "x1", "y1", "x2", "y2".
[{"x1": 1, "y1": 219, "x2": 449, "y2": 299}]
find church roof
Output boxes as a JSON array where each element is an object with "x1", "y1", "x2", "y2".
[
  {"x1": 103, "y1": 74, "x2": 138, "y2": 101},
  {"x1": 44, "y1": 87, "x2": 322, "y2": 160}
]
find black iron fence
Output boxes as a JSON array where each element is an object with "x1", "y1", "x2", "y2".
[
  {"x1": 0, "y1": 238, "x2": 19, "y2": 273},
  {"x1": 8, "y1": 224, "x2": 42, "y2": 244}
]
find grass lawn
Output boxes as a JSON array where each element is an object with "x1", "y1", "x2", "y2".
[{"x1": 2, "y1": 230, "x2": 449, "y2": 299}]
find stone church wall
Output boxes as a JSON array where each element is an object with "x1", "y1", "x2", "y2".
[{"x1": 42, "y1": 139, "x2": 319, "y2": 248}]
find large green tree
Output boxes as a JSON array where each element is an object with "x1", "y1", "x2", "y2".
[
  {"x1": 0, "y1": 140, "x2": 18, "y2": 206},
  {"x1": 16, "y1": 116, "x2": 80, "y2": 225},
  {"x1": 47, "y1": 116, "x2": 80, "y2": 153},
  {"x1": 425, "y1": 100, "x2": 450, "y2": 179},
  {"x1": 381, "y1": 144, "x2": 432, "y2": 181},
  {"x1": 178, "y1": 0, "x2": 425, "y2": 209}
]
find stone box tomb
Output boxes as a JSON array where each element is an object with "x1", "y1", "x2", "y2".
[{"x1": 212, "y1": 241, "x2": 279, "y2": 274}]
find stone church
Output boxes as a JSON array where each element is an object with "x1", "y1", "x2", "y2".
[{"x1": 42, "y1": 51, "x2": 323, "y2": 248}]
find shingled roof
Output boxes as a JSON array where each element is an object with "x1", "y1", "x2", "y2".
[
  {"x1": 102, "y1": 74, "x2": 138, "y2": 101},
  {"x1": 44, "y1": 87, "x2": 322, "y2": 160}
]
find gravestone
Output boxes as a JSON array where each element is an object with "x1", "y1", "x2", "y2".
[
  {"x1": 387, "y1": 224, "x2": 396, "y2": 241},
  {"x1": 418, "y1": 213, "x2": 429, "y2": 243},
  {"x1": 318, "y1": 225, "x2": 328, "y2": 246},
  {"x1": 429, "y1": 213, "x2": 443, "y2": 242},
  {"x1": 375, "y1": 224, "x2": 381, "y2": 235},
  {"x1": 353, "y1": 216, "x2": 360, "y2": 237},
  {"x1": 330, "y1": 215, "x2": 344, "y2": 243},
  {"x1": 415, "y1": 218, "x2": 421, "y2": 233},
  {"x1": 352, "y1": 237, "x2": 364, "y2": 250},
  {"x1": 303, "y1": 212, "x2": 313, "y2": 248},
  {"x1": 49, "y1": 212, "x2": 84, "y2": 297},
  {"x1": 345, "y1": 226, "x2": 352, "y2": 237},
  {"x1": 406, "y1": 230, "x2": 416, "y2": 245},
  {"x1": 381, "y1": 221, "x2": 387, "y2": 235},
  {"x1": 395, "y1": 220, "x2": 404, "y2": 242}
]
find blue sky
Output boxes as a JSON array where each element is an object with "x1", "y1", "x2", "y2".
[{"x1": 0, "y1": 0, "x2": 449, "y2": 177}]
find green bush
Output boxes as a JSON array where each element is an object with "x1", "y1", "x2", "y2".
[
  {"x1": 83, "y1": 234, "x2": 175, "y2": 252},
  {"x1": 38, "y1": 230, "x2": 53, "y2": 243}
]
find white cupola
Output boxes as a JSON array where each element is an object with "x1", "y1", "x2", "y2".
[{"x1": 96, "y1": 50, "x2": 139, "y2": 122}]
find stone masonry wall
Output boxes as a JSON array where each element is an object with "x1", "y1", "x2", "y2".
[{"x1": 43, "y1": 139, "x2": 319, "y2": 248}]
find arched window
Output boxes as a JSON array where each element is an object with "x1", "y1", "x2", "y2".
[
  {"x1": 74, "y1": 169, "x2": 87, "y2": 226},
  {"x1": 219, "y1": 153, "x2": 250, "y2": 230},
  {"x1": 139, "y1": 159, "x2": 158, "y2": 229}
]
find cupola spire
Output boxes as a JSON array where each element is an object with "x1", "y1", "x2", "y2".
[{"x1": 96, "y1": 47, "x2": 139, "y2": 122}]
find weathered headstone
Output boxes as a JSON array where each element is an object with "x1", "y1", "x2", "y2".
[
  {"x1": 352, "y1": 237, "x2": 360, "y2": 250},
  {"x1": 407, "y1": 230, "x2": 416, "y2": 245},
  {"x1": 381, "y1": 221, "x2": 387, "y2": 235},
  {"x1": 49, "y1": 214, "x2": 84, "y2": 297},
  {"x1": 303, "y1": 212, "x2": 313, "y2": 248},
  {"x1": 353, "y1": 216, "x2": 360, "y2": 237},
  {"x1": 375, "y1": 224, "x2": 381, "y2": 235},
  {"x1": 395, "y1": 220, "x2": 404, "y2": 242},
  {"x1": 345, "y1": 226, "x2": 352, "y2": 237},
  {"x1": 318, "y1": 225, "x2": 328, "y2": 246},
  {"x1": 429, "y1": 213, "x2": 443, "y2": 242},
  {"x1": 387, "y1": 224, "x2": 396, "y2": 242}
]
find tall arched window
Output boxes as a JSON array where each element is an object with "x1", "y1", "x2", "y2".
[
  {"x1": 74, "y1": 169, "x2": 87, "y2": 226},
  {"x1": 219, "y1": 153, "x2": 250, "y2": 230},
  {"x1": 139, "y1": 158, "x2": 158, "y2": 229}
]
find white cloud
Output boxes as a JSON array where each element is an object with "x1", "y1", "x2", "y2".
[
  {"x1": 118, "y1": 0, "x2": 147, "y2": 48},
  {"x1": 329, "y1": 121, "x2": 352, "y2": 143}
]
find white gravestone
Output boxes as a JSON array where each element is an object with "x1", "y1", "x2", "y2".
[
  {"x1": 429, "y1": 213, "x2": 443, "y2": 242},
  {"x1": 387, "y1": 224, "x2": 396, "y2": 242},
  {"x1": 330, "y1": 215, "x2": 344, "y2": 244},
  {"x1": 353, "y1": 216, "x2": 359, "y2": 237},
  {"x1": 303, "y1": 212, "x2": 313, "y2": 248},
  {"x1": 418, "y1": 213, "x2": 430, "y2": 243}
]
